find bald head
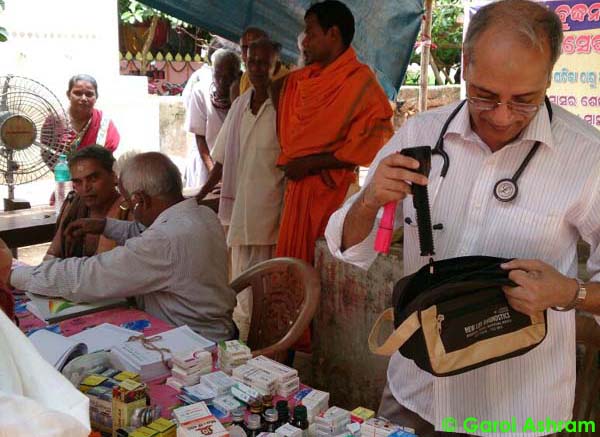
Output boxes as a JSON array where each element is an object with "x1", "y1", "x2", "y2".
[
  {"x1": 240, "y1": 26, "x2": 269, "y2": 64},
  {"x1": 464, "y1": 0, "x2": 563, "y2": 69}
]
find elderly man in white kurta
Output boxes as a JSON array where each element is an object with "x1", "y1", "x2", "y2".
[
  {"x1": 184, "y1": 49, "x2": 241, "y2": 188},
  {"x1": 197, "y1": 39, "x2": 285, "y2": 340}
]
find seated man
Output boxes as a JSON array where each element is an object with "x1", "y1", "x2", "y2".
[
  {"x1": 10, "y1": 152, "x2": 237, "y2": 342},
  {"x1": 47, "y1": 145, "x2": 132, "y2": 259}
]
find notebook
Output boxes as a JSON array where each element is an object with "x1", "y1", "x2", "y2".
[
  {"x1": 26, "y1": 292, "x2": 128, "y2": 323},
  {"x1": 28, "y1": 329, "x2": 88, "y2": 371}
]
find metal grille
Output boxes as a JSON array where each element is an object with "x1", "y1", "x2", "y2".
[{"x1": 0, "y1": 75, "x2": 70, "y2": 186}]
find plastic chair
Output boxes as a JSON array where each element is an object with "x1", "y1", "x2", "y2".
[
  {"x1": 571, "y1": 314, "x2": 600, "y2": 436},
  {"x1": 230, "y1": 257, "x2": 320, "y2": 363}
]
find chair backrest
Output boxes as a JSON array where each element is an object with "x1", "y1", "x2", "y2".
[
  {"x1": 230, "y1": 257, "x2": 320, "y2": 363},
  {"x1": 572, "y1": 314, "x2": 600, "y2": 436}
]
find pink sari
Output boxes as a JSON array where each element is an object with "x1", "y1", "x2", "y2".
[
  {"x1": 42, "y1": 108, "x2": 120, "y2": 158},
  {"x1": 68, "y1": 108, "x2": 120, "y2": 153}
]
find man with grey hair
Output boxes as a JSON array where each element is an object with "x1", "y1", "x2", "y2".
[
  {"x1": 184, "y1": 48, "x2": 241, "y2": 189},
  {"x1": 10, "y1": 152, "x2": 237, "y2": 342},
  {"x1": 197, "y1": 38, "x2": 285, "y2": 340},
  {"x1": 325, "y1": 0, "x2": 600, "y2": 436}
]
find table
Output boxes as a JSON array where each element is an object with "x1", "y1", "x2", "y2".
[
  {"x1": 0, "y1": 205, "x2": 56, "y2": 248},
  {"x1": 15, "y1": 294, "x2": 181, "y2": 418}
]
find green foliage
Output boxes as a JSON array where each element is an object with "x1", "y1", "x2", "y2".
[
  {"x1": 118, "y1": 0, "x2": 190, "y2": 28},
  {"x1": 430, "y1": 0, "x2": 463, "y2": 79},
  {"x1": 404, "y1": 0, "x2": 463, "y2": 85},
  {"x1": 0, "y1": 0, "x2": 6, "y2": 42}
]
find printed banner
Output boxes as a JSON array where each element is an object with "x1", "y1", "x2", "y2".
[{"x1": 547, "y1": 0, "x2": 600, "y2": 129}]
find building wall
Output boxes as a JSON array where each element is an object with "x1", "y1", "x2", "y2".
[{"x1": 0, "y1": 0, "x2": 159, "y2": 204}]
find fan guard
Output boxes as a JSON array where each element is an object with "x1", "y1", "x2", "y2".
[{"x1": 0, "y1": 75, "x2": 71, "y2": 190}]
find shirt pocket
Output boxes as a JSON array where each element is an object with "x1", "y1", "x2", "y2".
[{"x1": 481, "y1": 204, "x2": 575, "y2": 263}]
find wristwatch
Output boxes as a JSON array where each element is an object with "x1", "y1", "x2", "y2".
[{"x1": 552, "y1": 278, "x2": 587, "y2": 311}]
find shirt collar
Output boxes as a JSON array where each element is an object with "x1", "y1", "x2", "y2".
[
  {"x1": 243, "y1": 91, "x2": 273, "y2": 117},
  {"x1": 444, "y1": 99, "x2": 555, "y2": 150},
  {"x1": 152, "y1": 198, "x2": 196, "y2": 225}
]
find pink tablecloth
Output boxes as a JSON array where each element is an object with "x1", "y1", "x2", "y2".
[{"x1": 14, "y1": 294, "x2": 182, "y2": 418}]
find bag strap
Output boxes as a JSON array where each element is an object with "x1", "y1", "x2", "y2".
[{"x1": 369, "y1": 308, "x2": 421, "y2": 356}]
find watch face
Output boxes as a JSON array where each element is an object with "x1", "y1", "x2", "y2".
[
  {"x1": 576, "y1": 284, "x2": 587, "y2": 302},
  {"x1": 494, "y1": 179, "x2": 518, "y2": 202}
]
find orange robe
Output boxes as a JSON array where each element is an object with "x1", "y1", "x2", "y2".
[{"x1": 276, "y1": 47, "x2": 393, "y2": 264}]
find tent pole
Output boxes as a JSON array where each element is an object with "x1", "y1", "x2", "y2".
[{"x1": 419, "y1": 0, "x2": 434, "y2": 112}]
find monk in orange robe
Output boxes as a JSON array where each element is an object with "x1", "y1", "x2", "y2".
[{"x1": 274, "y1": 0, "x2": 393, "y2": 265}]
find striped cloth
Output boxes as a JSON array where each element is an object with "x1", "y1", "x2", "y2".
[{"x1": 325, "y1": 101, "x2": 600, "y2": 436}]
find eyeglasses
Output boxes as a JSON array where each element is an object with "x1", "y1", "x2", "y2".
[{"x1": 467, "y1": 96, "x2": 541, "y2": 116}]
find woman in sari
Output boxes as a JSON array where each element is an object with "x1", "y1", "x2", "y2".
[{"x1": 42, "y1": 74, "x2": 120, "y2": 168}]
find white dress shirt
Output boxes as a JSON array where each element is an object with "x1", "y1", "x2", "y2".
[
  {"x1": 212, "y1": 96, "x2": 284, "y2": 247},
  {"x1": 12, "y1": 199, "x2": 237, "y2": 342},
  {"x1": 325, "y1": 102, "x2": 600, "y2": 436}
]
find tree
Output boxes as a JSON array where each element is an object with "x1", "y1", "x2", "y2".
[
  {"x1": 430, "y1": 0, "x2": 463, "y2": 84},
  {"x1": 406, "y1": 0, "x2": 463, "y2": 85}
]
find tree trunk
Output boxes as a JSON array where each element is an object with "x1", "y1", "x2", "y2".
[
  {"x1": 429, "y1": 56, "x2": 444, "y2": 85},
  {"x1": 419, "y1": 0, "x2": 434, "y2": 112},
  {"x1": 140, "y1": 15, "x2": 159, "y2": 75}
]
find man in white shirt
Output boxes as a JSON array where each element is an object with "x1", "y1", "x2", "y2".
[
  {"x1": 10, "y1": 152, "x2": 237, "y2": 342},
  {"x1": 197, "y1": 39, "x2": 285, "y2": 340},
  {"x1": 184, "y1": 49, "x2": 241, "y2": 188},
  {"x1": 326, "y1": 1, "x2": 600, "y2": 436}
]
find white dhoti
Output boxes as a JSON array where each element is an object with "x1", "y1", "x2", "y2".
[{"x1": 231, "y1": 244, "x2": 275, "y2": 341}]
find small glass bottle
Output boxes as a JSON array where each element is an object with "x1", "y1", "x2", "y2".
[
  {"x1": 249, "y1": 399, "x2": 263, "y2": 416},
  {"x1": 292, "y1": 405, "x2": 309, "y2": 437},
  {"x1": 246, "y1": 413, "x2": 263, "y2": 437},
  {"x1": 276, "y1": 400, "x2": 290, "y2": 427},
  {"x1": 231, "y1": 407, "x2": 247, "y2": 436},
  {"x1": 262, "y1": 394, "x2": 274, "y2": 412},
  {"x1": 264, "y1": 408, "x2": 279, "y2": 433}
]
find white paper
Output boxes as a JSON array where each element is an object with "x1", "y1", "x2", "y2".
[
  {"x1": 68, "y1": 323, "x2": 139, "y2": 353},
  {"x1": 28, "y1": 330, "x2": 87, "y2": 371}
]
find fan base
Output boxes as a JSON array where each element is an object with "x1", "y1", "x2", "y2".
[{"x1": 4, "y1": 198, "x2": 31, "y2": 212}]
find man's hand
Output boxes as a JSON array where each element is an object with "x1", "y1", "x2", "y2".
[
  {"x1": 340, "y1": 152, "x2": 428, "y2": 251},
  {"x1": 64, "y1": 218, "x2": 107, "y2": 241},
  {"x1": 501, "y1": 259, "x2": 579, "y2": 316},
  {"x1": 361, "y1": 152, "x2": 428, "y2": 210}
]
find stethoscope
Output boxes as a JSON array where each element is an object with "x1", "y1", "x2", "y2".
[
  {"x1": 370, "y1": 96, "x2": 556, "y2": 257},
  {"x1": 403, "y1": 96, "x2": 553, "y2": 231}
]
